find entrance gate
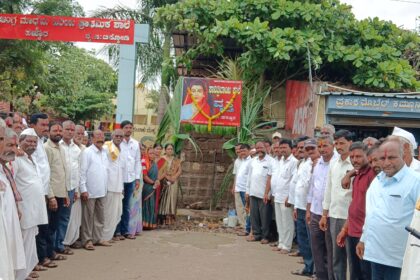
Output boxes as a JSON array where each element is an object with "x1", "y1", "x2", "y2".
[{"x1": 0, "y1": 13, "x2": 149, "y2": 124}]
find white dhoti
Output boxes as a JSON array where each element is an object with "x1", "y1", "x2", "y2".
[
  {"x1": 63, "y1": 199, "x2": 82, "y2": 246},
  {"x1": 0, "y1": 190, "x2": 15, "y2": 280},
  {"x1": 102, "y1": 192, "x2": 123, "y2": 241},
  {"x1": 1, "y1": 174, "x2": 26, "y2": 272},
  {"x1": 401, "y1": 207, "x2": 420, "y2": 280},
  {"x1": 16, "y1": 226, "x2": 38, "y2": 280}
]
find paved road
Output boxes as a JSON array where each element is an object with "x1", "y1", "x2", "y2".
[{"x1": 41, "y1": 230, "x2": 305, "y2": 280}]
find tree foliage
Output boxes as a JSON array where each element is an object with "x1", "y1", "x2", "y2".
[
  {"x1": 0, "y1": 0, "x2": 86, "y2": 114},
  {"x1": 40, "y1": 46, "x2": 117, "y2": 123},
  {"x1": 156, "y1": 0, "x2": 420, "y2": 91}
]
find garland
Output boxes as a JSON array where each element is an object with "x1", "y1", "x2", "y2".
[{"x1": 187, "y1": 87, "x2": 238, "y2": 132}]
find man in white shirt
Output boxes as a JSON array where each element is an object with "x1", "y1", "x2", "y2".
[
  {"x1": 0, "y1": 119, "x2": 15, "y2": 280},
  {"x1": 117, "y1": 120, "x2": 141, "y2": 239},
  {"x1": 288, "y1": 136, "x2": 309, "y2": 207},
  {"x1": 320, "y1": 130, "x2": 353, "y2": 280},
  {"x1": 246, "y1": 141, "x2": 273, "y2": 244},
  {"x1": 60, "y1": 120, "x2": 81, "y2": 252},
  {"x1": 27, "y1": 113, "x2": 56, "y2": 269},
  {"x1": 356, "y1": 139, "x2": 420, "y2": 280},
  {"x1": 307, "y1": 135, "x2": 337, "y2": 280},
  {"x1": 0, "y1": 128, "x2": 26, "y2": 278},
  {"x1": 232, "y1": 144, "x2": 252, "y2": 236},
  {"x1": 13, "y1": 128, "x2": 49, "y2": 280},
  {"x1": 102, "y1": 129, "x2": 125, "y2": 242},
  {"x1": 271, "y1": 139, "x2": 297, "y2": 253},
  {"x1": 393, "y1": 128, "x2": 420, "y2": 279},
  {"x1": 291, "y1": 139, "x2": 317, "y2": 277},
  {"x1": 80, "y1": 130, "x2": 109, "y2": 250}
]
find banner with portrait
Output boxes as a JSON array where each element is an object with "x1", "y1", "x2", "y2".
[{"x1": 180, "y1": 77, "x2": 242, "y2": 130}]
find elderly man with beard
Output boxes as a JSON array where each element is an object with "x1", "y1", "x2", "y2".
[
  {"x1": 12, "y1": 128, "x2": 49, "y2": 280},
  {"x1": 44, "y1": 122, "x2": 70, "y2": 260},
  {"x1": 0, "y1": 127, "x2": 26, "y2": 279},
  {"x1": 306, "y1": 136, "x2": 337, "y2": 280},
  {"x1": 320, "y1": 130, "x2": 353, "y2": 280},
  {"x1": 357, "y1": 139, "x2": 420, "y2": 280},
  {"x1": 74, "y1": 125, "x2": 87, "y2": 151},
  {"x1": 246, "y1": 141, "x2": 273, "y2": 244},
  {"x1": 102, "y1": 129, "x2": 125, "y2": 243},
  {"x1": 80, "y1": 130, "x2": 109, "y2": 250},
  {"x1": 0, "y1": 120, "x2": 15, "y2": 280},
  {"x1": 337, "y1": 142, "x2": 376, "y2": 280}
]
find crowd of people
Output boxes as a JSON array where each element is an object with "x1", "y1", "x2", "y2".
[
  {"x1": 231, "y1": 125, "x2": 420, "y2": 280},
  {"x1": 0, "y1": 113, "x2": 182, "y2": 280},
  {"x1": 1, "y1": 110, "x2": 419, "y2": 280}
]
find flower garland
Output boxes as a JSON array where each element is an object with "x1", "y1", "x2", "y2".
[{"x1": 187, "y1": 87, "x2": 238, "y2": 132}]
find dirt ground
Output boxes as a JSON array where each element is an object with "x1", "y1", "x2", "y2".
[{"x1": 40, "y1": 229, "x2": 306, "y2": 280}]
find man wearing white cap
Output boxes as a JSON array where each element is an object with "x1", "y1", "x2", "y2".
[
  {"x1": 28, "y1": 113, "x2": 55, "y2": 268},
  {"x1": 272, "y1": 132, "x2": 282, "y2": 144},
  {"x1": 391, "y1": 127, "x2": 420, "y2": 173},
  {"x1": 392, "y1": 127, "x2": 420, "y2": 279},
  {"x1": 13, "y1": 128, "x2": 49, "y2": 280}
]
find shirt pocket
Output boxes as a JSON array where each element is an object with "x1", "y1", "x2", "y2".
[
  {"x1": 261, "y1": 166, "x2": 269, "y2": 177},
  {"x1": 386, "y1": 194, "x2": 404, "y2": 221}
]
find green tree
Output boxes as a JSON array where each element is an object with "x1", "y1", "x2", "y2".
[
  {"x1": 0, "y1": 0, "x2": 85, "y2": 113},
  {"x1": 40, "y1": 46, "x2": 117, "y2": 123},
  {"x1": 156, "y1": 0, "x2": 420, "y2": 92}
]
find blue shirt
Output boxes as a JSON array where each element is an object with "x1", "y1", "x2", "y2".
[{"x1": 361, "y1": 165, "x2": 420, "y2": 268}]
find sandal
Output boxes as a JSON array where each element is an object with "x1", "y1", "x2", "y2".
[
  {"x1": 291, "y1": 269, "x2": 312, "y2": 277},
  {"x1": 84, "y1": 241, "x2": 95, "y2": 251},
  {"x1": 29, "y1": 271, "x2": 39, "y2": 278},
  {"x1": 246, "y1": 236, "x2": 261, "y2": 242},
  {"x1": 33, "y1": 265, "x2": 48, "y2": 271},
  {"x1": 96, "y1": 240, "x2": 112, "y2": 247},
  {"x1": 69, "y1": 242, "x2": 83, "y2": 249},
  {"x1": 288, "y1": 251, "x2": 301, "y2": 257},
  {"x1": 40, "y1": 259, "x2": 57, "y2": 268},
  {"x1": 57, "y1": 248, "x2": 74, "y2": 255},
  {"x1": 124, "y1": 234, "x2": 136, "y2": 240},
  {"x1": 51, "y1": 254, "x2": 67, "y2": 261}
]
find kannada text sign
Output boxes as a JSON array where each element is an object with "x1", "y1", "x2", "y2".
[{"x1": 0, "y1": 13, "x2": 134, "y2": 44}]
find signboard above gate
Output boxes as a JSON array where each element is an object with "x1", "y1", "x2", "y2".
[{"x1": 0, "y1": 13, "x2": 134, "y2": 44}]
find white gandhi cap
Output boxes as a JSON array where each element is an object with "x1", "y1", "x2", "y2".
[{"x1": 392, "y1": 127, "x2": 417, "y2": 148}]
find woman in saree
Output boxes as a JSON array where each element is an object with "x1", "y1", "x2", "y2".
[
  {"x1": 154, "y1": 143, "x2": 167, "y2": 225},
  {"x1": 158, "y1": 144, "x2": 182, "y2": 225},
  {"x1": 142, "y1": 147, "x2": 160, "y2": 230}
]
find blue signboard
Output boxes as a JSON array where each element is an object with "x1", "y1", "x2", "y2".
[{"x1": 326, "y1": 95, "x2": 420, "y2": 119}]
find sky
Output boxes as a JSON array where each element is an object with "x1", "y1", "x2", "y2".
[{"x1": 76, "y1": 0, "x2": 420, "y2": 54}]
